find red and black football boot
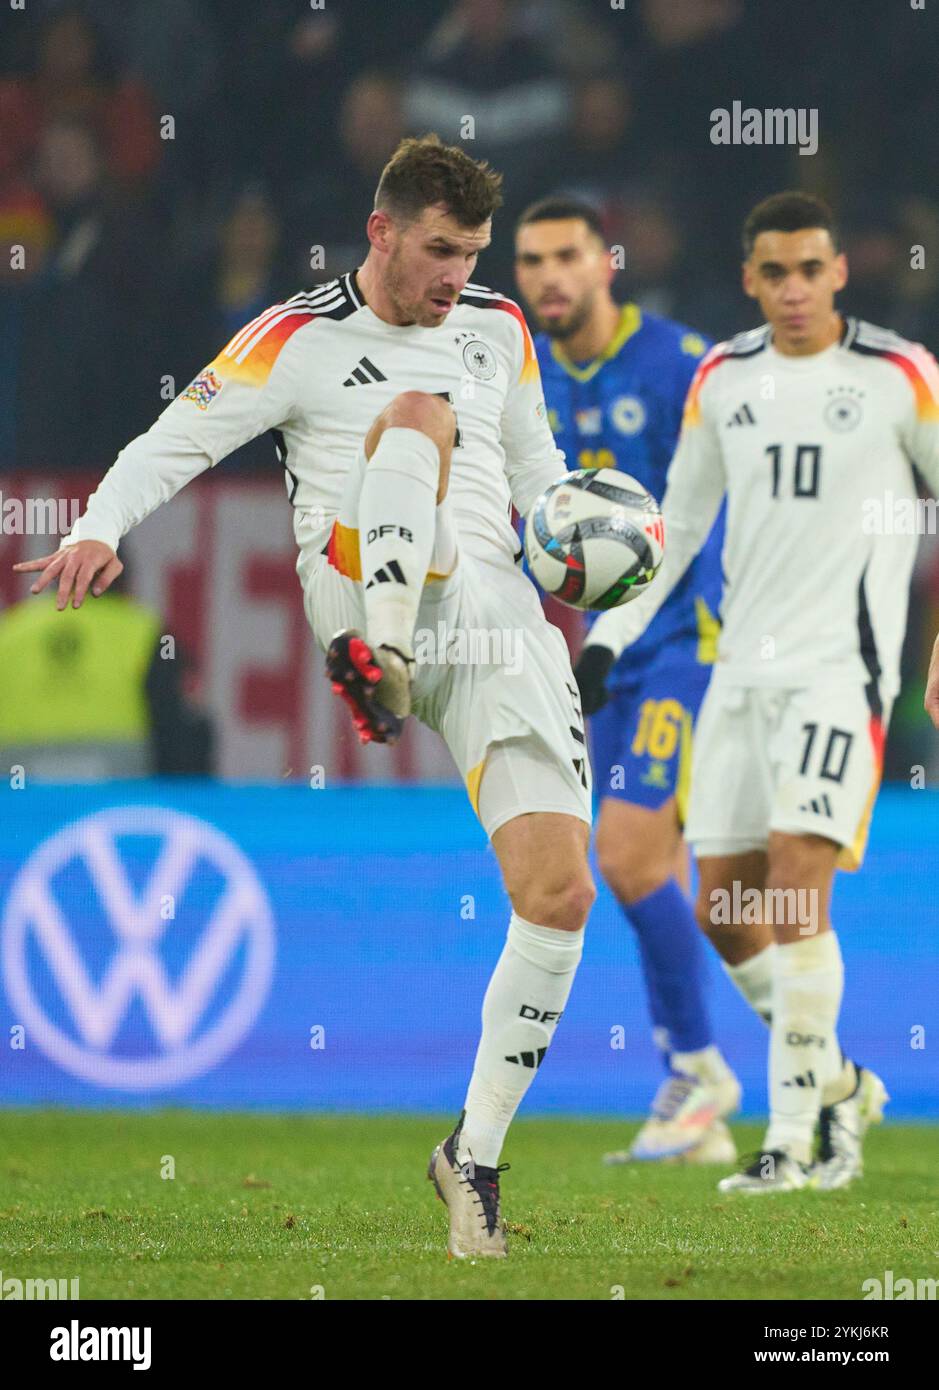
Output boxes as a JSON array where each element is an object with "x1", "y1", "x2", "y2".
[{"x1": 326, "y1": 628, "x2": 413, "y2": 745}]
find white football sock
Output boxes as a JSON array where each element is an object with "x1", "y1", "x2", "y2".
[
  {"x1": 723, "y1": 941, "x2": 854, "y2": 1106},
  {"x1": 358, "y1": 427, "x2": 439, "y2": 657},
  {"x1": 824, "y1": 1053, "x2": 858, "y2": 1107},
  {"x1": 458, "y1": 913, "x2": 584, "y2": 1168},
  {"x1": 723, "y1": 944, "x2": 775, "y2": 1024},
  {"x1": 765, "y1": 932, "x2": 844, "y2": 1164}
]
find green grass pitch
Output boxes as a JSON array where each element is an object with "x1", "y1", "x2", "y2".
[{"x1": 2, "y1": 1111, "x2": 936, "y2": 1301}]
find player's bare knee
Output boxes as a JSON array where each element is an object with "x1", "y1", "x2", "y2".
[
  {"x1": 516, "y1": 871, "x2": 595, "y2": 933},
  {"x1": 596, "y1": 839, "x2": 671, "y2": 905},
  {"x1": 385, "y1": 389, "x2": 454, "y2": 438},
  {"x1": 377, "y1": 391, "x2": 455, "y2": 449},
  {"x1": 693, "y1": 890, "x2": 746, "y2": 961},
  {"x1": 365, "y1": 391, "x2": 454, "y2": 500},
  {"x1": 551, "y1": 873, "x2": 596, "y2": 932},
  {"x1": 694, "y1": 877, "x2": 748, "y2": 944},
  {"x1": 595, "y1": 800, "x2": 678, "y2": 905}
]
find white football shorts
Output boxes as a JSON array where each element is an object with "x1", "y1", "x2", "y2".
[
  {"x1": 685, "y1": 670, "x2": 890, "y2": 871},
  {"x1": 296, "y1": 446, "x2": 592, "y2": 839}
]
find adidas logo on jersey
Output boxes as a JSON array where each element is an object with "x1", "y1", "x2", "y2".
[
  {"x1": 343, "y1": 356, "x2": 387, "y2": 386},
  {"x1": 365, "y1": 560, "x2": 407, "y2": 588},
  {"x1": 799, "y1": 794, "x2": 833, "y2": 817},
  {"x1": 782, "y1": 1070, "x2": 818, "y2": 1089},
  {"x1": 727, "y1": 403, "x2": 757, "y2": 427}
]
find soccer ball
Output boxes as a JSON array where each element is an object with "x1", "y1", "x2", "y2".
[{"x1": 524, "y1": 468, "x2": 665, "y2": 611}]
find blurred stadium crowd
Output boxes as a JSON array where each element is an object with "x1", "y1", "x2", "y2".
[{"x1": 1, "y1": 0, "x2": 938, "y2": 774}]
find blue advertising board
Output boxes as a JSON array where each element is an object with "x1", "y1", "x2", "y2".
[{"x1": 0, "y1": 782, "x2": 935, "y2": 1116}]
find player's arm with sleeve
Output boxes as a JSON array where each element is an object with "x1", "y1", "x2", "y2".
[
  {"x1": 14, "y1": 306, "x2": 310, "y2": 607},
  {"x1": 499, "y1": 302, "x2": 567, "y2": 517},
  {"x1": 897, "y1": 342, "x2": 939, "y2": 727},
  {"x1": 577, "y1": 348, "x2": 728, "y2": 707}
]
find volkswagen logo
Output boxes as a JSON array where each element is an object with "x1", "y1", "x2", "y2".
[{"x1": 1, "y1": 806, "x2": 275, "y2": 1091}]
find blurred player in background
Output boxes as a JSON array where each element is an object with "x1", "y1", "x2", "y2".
[
  {"x1": 15, "y1": 135, "x2": 594, "y2": 1260},
  {"x1": 515, "y1": 199, "x2": 741, "y2": 1164},
  {"x1": 580, "y1": 191, "x2": 939, "y2": 1192},
  {"x1": 0, "y1": 577, "x2": 213, "y2": 779}
]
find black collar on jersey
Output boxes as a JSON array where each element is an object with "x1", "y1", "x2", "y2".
[{"x1": 347, "y1": 268, "x2": 364, "y2": 309}]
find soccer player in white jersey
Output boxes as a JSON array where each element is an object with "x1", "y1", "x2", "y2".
[
  {"x1": 14, "y1": 136, "x2": 596, "y2": 1257},
  {"x1": 578, "y1": 191, "x2": 939, "y2": 1193}
]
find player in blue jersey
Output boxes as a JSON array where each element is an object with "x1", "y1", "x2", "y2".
[{"x1": 515, "y1": 198, "x2": 740, "y2": 1162}]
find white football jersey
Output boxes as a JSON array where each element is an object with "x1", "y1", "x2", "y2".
[
  {"x1": 70, "y1": 270, "x2": 564, "y2": 573},
  {"x1": 591, "y1": 317, "x2": 939, "y2": 699}
]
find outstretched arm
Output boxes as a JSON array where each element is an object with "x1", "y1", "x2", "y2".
[
  {"x1": 897, "y1": 344, "x2": 939, "y2": 728},
  {"x1": 584, "y1": 357, "x2": 727, "y2": 660},
  {"x1": 13, "y1": 429, "x2": 214, "y2": 608},
  {"x1": 14, "y1": 303, "x2": 312, "y2": 607}
]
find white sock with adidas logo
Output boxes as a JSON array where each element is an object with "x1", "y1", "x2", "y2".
[
  {"x1": 724, "y1": 941, "x2": 855, "y2": 1107},
  {"x1": 358, "y1": 427, "x2": 440, "y2": 658},
  {"x1": 458, "y1": 913, "x2": 584, "y2": 1169},
  {"x1": 765, "y1": 931, "x2": 844, "y2": 1164}
]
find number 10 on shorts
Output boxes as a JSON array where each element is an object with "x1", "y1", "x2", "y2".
[{"x1": 799, "y1": 722, "x2": 854, "y2": 783}]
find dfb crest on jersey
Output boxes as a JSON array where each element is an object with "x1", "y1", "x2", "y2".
[
  {"x1": 824, "y1": 387, "x2": 864, "y2": 432},
  {"x1": 462, "y1": 339, "x2": 496, "y2": 380},
  {"x1": 611, "y1": 395, "x2": 647, "y2": 435}
]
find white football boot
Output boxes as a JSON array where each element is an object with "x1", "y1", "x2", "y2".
[
  {"x1": 813, "y1": 1065, "x2": 889, "y2": 1191},
  {"x1": 604, "y1": 1069, "x2": 741, "y2": 1164},
  {"x1": 428, "y1": 1116, "x2": 508, "y2": 1259},
  {"x1": 681, "y1": 1118, "x2": 738, "y2": 1165},
  {"x1": 604, "y1": 1117, "x2": 738, "y2": 1167},
  {"x1": 718, "y1": 1148, "x2": 813, "y2": 1194}
]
